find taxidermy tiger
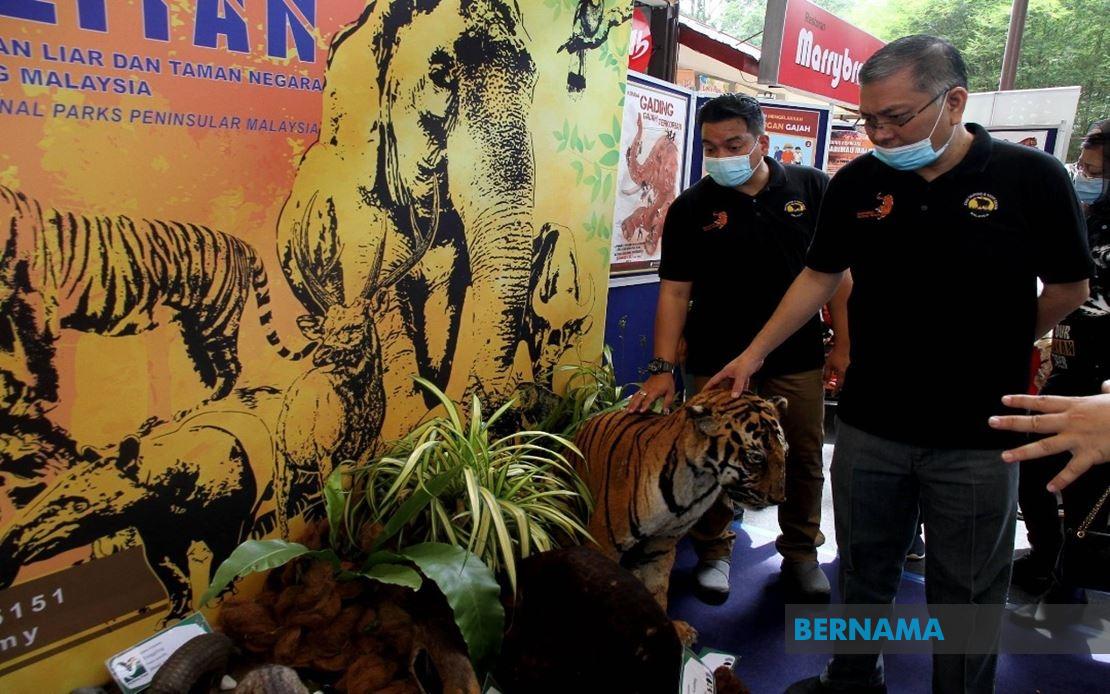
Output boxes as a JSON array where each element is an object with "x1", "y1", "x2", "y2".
[
  {"x1": 0, "y1": 185, "x2": 313, "y2": 412},
  {"x1": 573, "y1": 388, "x2": 788, "y2": 645}
]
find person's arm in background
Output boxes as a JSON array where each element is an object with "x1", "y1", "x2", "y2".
[
  {"x1": 990, "y1": 381, "x2": 1110, "y2": 491},
  {"x1": 824, "y1": 270, "x2": 853, "y2": 395},
  {"x1": 629, "y1": 280, "x2": 691, "y2": 412},
  {"x1": 1031, "y1": 153, "x2": 1093, "y2": 339},
  {"x1": 1035, "y1": 280, "x2": 1090, "y2": 339}
]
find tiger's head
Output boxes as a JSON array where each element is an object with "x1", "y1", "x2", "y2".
[{"x1": 681, "y1": 388, "x2": 788, "y2": 510}]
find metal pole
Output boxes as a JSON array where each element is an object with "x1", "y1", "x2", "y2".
[{"x1": 999, "y1": 0, "x2": 1029, "y2": 91}]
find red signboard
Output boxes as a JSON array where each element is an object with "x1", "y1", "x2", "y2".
[
  {"x1": 629, "y1": 8, "x2": 653, "y2": 73},
  {"x1": 759, "y1": 0, "x2": 885, "y2": 106}
]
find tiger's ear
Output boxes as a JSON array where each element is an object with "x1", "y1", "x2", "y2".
[
  {"x1": 686, "y1": 403, "x2": 718, "y2": 436},
  {"x1": 769, "y1": 395, "x2": 788, "y2": 419}
]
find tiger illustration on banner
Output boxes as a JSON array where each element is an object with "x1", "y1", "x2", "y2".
[{"x1": 0, "y1": 0, "x2": 632, "y2": 687}]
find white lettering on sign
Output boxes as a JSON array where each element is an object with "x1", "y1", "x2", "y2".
[
  {"x1": 630, "y1": 28, "x2": 650, "y2": 61},
  {"x1": 794, "y1": 27, "x2": 863, "y2": 91}
]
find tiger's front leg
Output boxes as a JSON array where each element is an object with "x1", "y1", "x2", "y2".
[{"x1": 628, "y1": 538, "x2": 698, "y2": 648}]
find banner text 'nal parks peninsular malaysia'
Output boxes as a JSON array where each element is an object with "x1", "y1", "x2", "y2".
[{"x1": 0, "y1": 0, "x2": 628, "y2": 688}]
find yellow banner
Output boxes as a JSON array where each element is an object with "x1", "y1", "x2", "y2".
[{"x1": 0, "y1": 0, "x2": 630, "y2": 687}]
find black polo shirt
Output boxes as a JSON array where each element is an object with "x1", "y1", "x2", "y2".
[
  {"x1": 659, "y1": 157, "x2": 829, "y2": 377},
  {"x1": 807, "y1": 123, "x2": 1092, "y2": 449}
]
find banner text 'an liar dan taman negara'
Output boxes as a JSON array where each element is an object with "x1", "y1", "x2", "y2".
[{"x1": 0, "y1": 0, "x2": 631, "y2": 687}]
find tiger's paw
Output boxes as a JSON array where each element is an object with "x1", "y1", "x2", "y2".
[{"x1": 673, "y1": 619, "x2": 698, "y2": 648}]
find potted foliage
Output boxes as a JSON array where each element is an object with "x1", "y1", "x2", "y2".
[
  {"x1": 341, "y1": 377, "x2": 594, "y2": 591},
  {"x1": 199, "y1": 377, "x2": 598, "y2": 691}
]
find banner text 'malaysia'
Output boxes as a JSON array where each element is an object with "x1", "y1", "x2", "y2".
[{"x1": 0, "y1": 0, "x2": 317, "y2": 63}]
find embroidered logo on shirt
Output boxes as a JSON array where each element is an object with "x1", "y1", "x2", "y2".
[
  {"x1": 703, "y1": 211, "x2": 728, "y2": 231},
  {"x1": 784, "y1": 200, "x2": 807, "y2": 217},
  {"x1": 964, "y1": 192, "x2": 999, "y2": 218},
  {"x1": 856, "y1": 193, "x2": 894, "y2": 220}
]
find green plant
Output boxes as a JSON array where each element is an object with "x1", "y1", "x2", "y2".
[
  {"x1": 341, "y1": 378, "x2": 593, "y2": 592},
  {"x1": 536, "y1": 345, "x2": 633, "y2": 438},
  {"x1": 202, "y1": 512, "x2": 505, "y2": 670}
]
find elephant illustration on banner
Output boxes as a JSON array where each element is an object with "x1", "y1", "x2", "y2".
[{"x1": 275, "y1": 0, "x2": 597, "y2": 465}]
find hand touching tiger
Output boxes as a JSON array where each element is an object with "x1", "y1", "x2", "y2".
[
  {"x1": 705, "y1": 349, "x2": 765, "y2": 397},
  {"x1": 574, "y1": 388, "x2": 788, "y2": 646}
]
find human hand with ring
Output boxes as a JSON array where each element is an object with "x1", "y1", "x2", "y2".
[{"x1": 628, "y1": 373, "x2": 676, "y2": 413}]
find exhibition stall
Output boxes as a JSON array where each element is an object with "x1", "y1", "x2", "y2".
[{"x1": 0, "y1": 0, "x2": 1103, "y2": 692}]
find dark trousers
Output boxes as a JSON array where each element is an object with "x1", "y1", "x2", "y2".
[{"x1": 821, "y1": 422, "x2": 1017, "y2": 694}]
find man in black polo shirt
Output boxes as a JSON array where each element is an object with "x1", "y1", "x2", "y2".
[
  {"x1": 629, "y1": 94, "x2": 851, "y2": 603},
  {"x1": 706, "y1": 36, "x2": 1091, "y2": 693}
]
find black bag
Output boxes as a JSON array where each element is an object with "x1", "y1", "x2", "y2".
[{"x1": 1059, "y1": 485, "x2": 1110, "y2": 592}]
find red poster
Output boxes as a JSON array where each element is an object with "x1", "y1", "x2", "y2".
[{"x1": 827, "y1": 127, "x2": 874, "y2": 174}]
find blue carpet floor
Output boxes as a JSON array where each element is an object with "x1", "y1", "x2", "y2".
[{"x1": 667, "y1": 523, "x2": 1110, "y2": 694}]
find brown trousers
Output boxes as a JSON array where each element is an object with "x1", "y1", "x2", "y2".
[{"x1": 688, "y1": 369, "x2": 826, "y2": 563}]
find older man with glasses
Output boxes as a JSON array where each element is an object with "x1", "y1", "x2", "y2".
[{"x1": 706, "y1": 35, "x2": 1093, "y2": 693}]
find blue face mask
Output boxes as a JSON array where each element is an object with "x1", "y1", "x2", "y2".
[
  {"x1": 704, "y1": 142, "x2": 759, "y2": 187},
  {"x1": 1074, "y1": 174, "x2": 1104, "y2": 204},
  {"x1": 871, "y1": 96, "x2": 954, "y2": 171}
]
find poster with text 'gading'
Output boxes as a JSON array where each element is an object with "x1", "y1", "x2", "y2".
[{"x1": 611, "y1": 72, "x2": 692, "y2": 275}]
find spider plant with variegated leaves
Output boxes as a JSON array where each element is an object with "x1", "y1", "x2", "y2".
[
  {"x1": 339, "y1": 377, "x2": 593, "y2": 592},
  {"x1": 538, "y1": 345, "x2": 634, "y2": 437}
]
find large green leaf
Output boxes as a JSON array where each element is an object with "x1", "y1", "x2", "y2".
[
  {"x1": 360, "y1": 549, "x2": 405, "y2": 571},
  {"x1": 401, "y1": 543, "x2": 505, "y2": 669},
  {"x1": 201, "y1": 540, "x2": 338, "y2": 606},
  {"x1": 358, "y1": 563, "x2": 423, "y2": 591},
  {"x1": 324, "y1": 467, "x2": 346, "y2": 549}
]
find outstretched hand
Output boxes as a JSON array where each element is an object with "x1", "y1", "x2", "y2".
[
  {"x1": 989, "y1": 380, "x2": 1110, "y2": 491},
  {"x1": 704, "y1": 351, "x2": 764, "y2": 397}
]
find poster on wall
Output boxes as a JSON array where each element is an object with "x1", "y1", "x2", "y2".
[
  {"x1": 986, "y1": 127, "x2": 1059, "y2": 156},
  {"x1": 676, "y1": 68, "x2": 698, "y2": 92},
  {"x1": 689, "y1": 97, "x2": 832, "y2": 183},
  {"x1": 828, "y1": 126, "x2": 874, "y2": 174},
  {"x1": 0, "y1": 0, "x2": 631, "y2": 688},
  {"x1": 697, "y1": 73, "x2": 737, "y2": 95},
  {"x1": 611, "y1": 72, "x2": 693, "y2": 275},
  {"x1": 764, "y1": 104, "x2": 824, "y2": 168}
]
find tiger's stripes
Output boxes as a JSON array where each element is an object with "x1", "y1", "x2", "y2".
[
  {"x1": 572, "y1": 389, "x2": 787, "y2": 611},
  {"x1": 0, "y1": 185, "x2": 314, "y2": 407}
]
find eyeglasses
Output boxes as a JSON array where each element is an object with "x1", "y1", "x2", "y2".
[
  {"x1": 853, "y1": 87, "x2": 951, "y2": 131},
  {"x1": 1075, "y1": 160, "x2": 1104, "y2": 178}
]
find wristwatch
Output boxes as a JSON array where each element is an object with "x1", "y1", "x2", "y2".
[{"x1": 646, "y1": 358, "x2": 674, "y2": 375}]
